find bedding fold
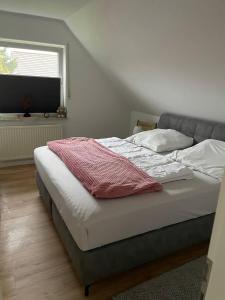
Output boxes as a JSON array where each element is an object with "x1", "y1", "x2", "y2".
[
  {"x1": 48, "y1": 138, "x2": 162, "y2": 199},
  {"x1": 98, "y1": 138, "x2": 193, "y2": 183},
  {"x1": 167, "y1": 139, "x2": 225, "y2": 180}
]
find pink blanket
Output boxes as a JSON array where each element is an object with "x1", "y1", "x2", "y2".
[{"x1": 47, "y1": 138, "x2": 162, "y2": 199}]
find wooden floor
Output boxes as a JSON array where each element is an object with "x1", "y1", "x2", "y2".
[{"x1": 0, "y1": 164, "x2": 209, "y2": 300}]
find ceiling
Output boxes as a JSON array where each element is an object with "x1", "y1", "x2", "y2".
[{"x1": 0, "y1": 0, "x2": 91, "y2": 20}]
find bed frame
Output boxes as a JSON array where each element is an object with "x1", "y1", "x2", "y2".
[{"x1": 35, "y1": 112, "x2": 225, "y2": 296}]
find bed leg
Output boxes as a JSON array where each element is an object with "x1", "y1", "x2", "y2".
[{"x1": 84, "y1": 285, "x2": 90, "y2": 296}]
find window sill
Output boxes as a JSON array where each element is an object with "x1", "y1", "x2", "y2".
[{"x1": 0, "y1": 116, "x2": 67, "y2": 126}]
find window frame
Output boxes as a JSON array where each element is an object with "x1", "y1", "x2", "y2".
[{"x1": 0, "y1": 38, "x2": 68, "y2": 111}]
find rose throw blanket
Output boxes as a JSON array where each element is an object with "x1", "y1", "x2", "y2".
[{"x1": 48, "y1": 138, "x2": 162, "y2": 199}]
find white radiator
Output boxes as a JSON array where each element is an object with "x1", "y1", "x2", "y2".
[{"x1": 0, "y1": 124, "x2": 63, "y2": 161}]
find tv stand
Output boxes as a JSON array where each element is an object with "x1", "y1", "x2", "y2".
[{"x1": 24, "y1": 113, "x2": 31, "y2": 118}]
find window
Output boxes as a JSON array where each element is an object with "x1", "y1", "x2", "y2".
[
  {"x1": 0, "y1": 47, "x2": 59, "y2": 77},
  {"x1": 0, "y1": 39, "x2": 67, "y2": 113}
]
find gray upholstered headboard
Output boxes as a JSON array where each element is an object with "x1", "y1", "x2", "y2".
[{"x1": 158, "y1": 113, "x2": 225, "y2": 144}]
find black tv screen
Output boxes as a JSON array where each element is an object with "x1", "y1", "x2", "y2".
[{"x1": 0, "y1": 74, "x2": 61, "y2": 113}]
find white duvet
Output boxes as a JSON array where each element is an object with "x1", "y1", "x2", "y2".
[
  {"x1": 167, "y1": 139, "x2": 225, "y2": 180},
  {"x1": 97, "y1": 137, "x2": 193, "y2": 183}
]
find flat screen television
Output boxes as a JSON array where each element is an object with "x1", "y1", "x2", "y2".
[{"x1": 0, "y1": 74, "x2": 61, "y2": 114}]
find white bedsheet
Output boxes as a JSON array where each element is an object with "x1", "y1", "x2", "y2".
[
  {"x1": 34, "y1": 146, "x2": 220, "y2": 251},
  {"x1": 97, "y1": 138, "x2": 193, "y2": 183}
]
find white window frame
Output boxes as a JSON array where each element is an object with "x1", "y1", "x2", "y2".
[{"x1": 0, "y1": 37, "x2": 68, "y2": 111}]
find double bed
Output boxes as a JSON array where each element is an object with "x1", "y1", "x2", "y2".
[{"x1": 34, "y1": 113, "x2": 225, "y2": 295}]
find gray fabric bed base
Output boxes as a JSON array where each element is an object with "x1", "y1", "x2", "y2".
[{"x1": 36, "y1": 172, "x2": 214, "y2": 288}]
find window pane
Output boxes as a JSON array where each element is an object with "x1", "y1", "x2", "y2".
[{"x1": 0, "y1": 47, "x2": 59, "y2": 77}]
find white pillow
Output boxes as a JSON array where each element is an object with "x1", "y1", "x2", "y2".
[
  {"x1": 168, "y1": 139, "x2": 225, "y2": 180},
  {"x1": 126, "y1": 128, "x2": 193, "y2": 152}
]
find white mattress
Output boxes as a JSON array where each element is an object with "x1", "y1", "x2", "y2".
[{"x1": 34, "y1": 146, "x2": 220, "y2": 251}]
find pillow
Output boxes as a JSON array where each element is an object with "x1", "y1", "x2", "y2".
[
  {"x1": 126, "y1": 128, "x2": 193, "y2": 153},
  {"x1": 168, "y1": 139, "x2": 225, "y2": 180}
]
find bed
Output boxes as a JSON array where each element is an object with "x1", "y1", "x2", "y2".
[{"x1": 34, "y1": 113, "x2": 225, "y2": 295}]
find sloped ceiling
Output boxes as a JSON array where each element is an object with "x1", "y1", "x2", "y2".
[
  {"x1": 66, "y1": 0, "x2": 225, "y2": 122},
  {"x1": 0, "y1": 0, "x2": 91, "y2": 19}
]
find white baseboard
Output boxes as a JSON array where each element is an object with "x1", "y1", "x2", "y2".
[{"x1": 0, "y1": 159, "x2": 34, "y2": 168}]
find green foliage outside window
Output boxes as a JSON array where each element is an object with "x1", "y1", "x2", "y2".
[{"x1": 0, "y1": 48, "x2": 17, "y2": 74}]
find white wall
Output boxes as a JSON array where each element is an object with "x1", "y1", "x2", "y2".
[
  {"x1": 66, "y1": 0, "x2": 225, "y2": 123},
  {"x1": 0, "y1": 11, "x2": 131, "y2": 138},
  {"x1": 205, "y1": 172, "x2": 225, "y2": 300}
]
